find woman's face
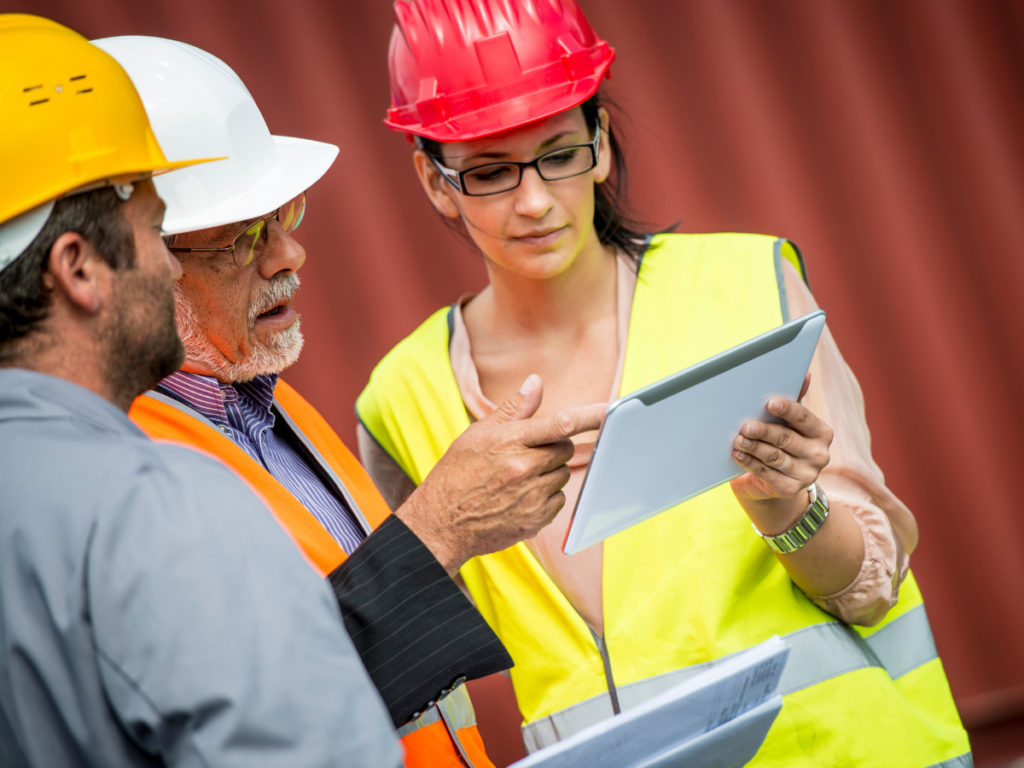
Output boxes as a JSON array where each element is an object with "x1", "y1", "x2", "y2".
[{"x1": 414, "y1": 106, "x2": 612, "y2": 281}]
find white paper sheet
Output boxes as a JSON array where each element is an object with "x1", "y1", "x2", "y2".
[{"x1": 511, "y1": 636, "x2": 790, "y2": 768}]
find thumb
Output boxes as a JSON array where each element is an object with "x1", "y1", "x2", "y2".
[{"x1": 480, "y1": 374, "x2": 543, "y2": 426}]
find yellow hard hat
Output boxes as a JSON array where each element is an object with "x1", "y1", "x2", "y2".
[{"x1": 0, "y1": 15, "x2": 215, "y2": 226}]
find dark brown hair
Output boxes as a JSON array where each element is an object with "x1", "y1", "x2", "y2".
[{"x1": 0, "y1": 188, "x2": 135, "y2": 361}]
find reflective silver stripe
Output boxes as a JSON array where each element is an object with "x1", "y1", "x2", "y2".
[
  {"x1": 926, "y1": 753, "x2": 973, "y2": 768},
  {"x1": 778, "y1": 620, "x2": 880, "y2": 695},
  {"x1": 395, "y1": 684, "x2": 478, "y2": 766},
  {"x1": 437, "y1": 685, "x2": 477, "y2": 767},
  {"x1": 522, "y1": 604, "x2": 938, "y2": 752},
  {"x1": 395, "y1": 685, "x2": 477, "y2": 737},
  {"x1": 396, "y1": 705, "x2": 441, "y2": 738},
  {"x1": 773, "y1": 238, "x2": 790, "y2": 323},
  {"x1": 522, "y1": 694, "x2": 615, "y2": 753},
  {"x1": 439, "y1": 683, "x2": 477, "y2": 730},
  {"x1": 863, "y1": 604, "x2": 938, "y2": 679},
  {"x1": 273, "y1": 401, "x2": 374, "y2": 536}
]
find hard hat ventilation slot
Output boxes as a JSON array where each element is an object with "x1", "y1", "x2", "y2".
[
  {"x1": 29, "y1": 99, "x2": 49, "y2": 106},
  {"x1": 22, "y1": 85, "x2": 42, "y2": 92},
  {"x1": 70, "y1": 75, "x2": 87, "y2": 81},
  {"x1": 76, "y1": 89, "x2": 93, "y2": 95}
]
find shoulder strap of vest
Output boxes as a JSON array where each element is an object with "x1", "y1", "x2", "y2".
[
  {"x1": 639, "y1": 232, "x2": 808, "y2": 320},
  {"x1": 621, "y1": 232, "x2": 797, "y2": 395},
  {"x1": 774, "y1": 238, "x2": 810, "y2": 321},
  {"x1": 129, "y1": 390, "x2": 347, "y2": 576},
  {"x1": 357, "y1": 307, "x2": 470, "y2": 485},
  {"x1": 274, "y1": 380, "x2": 392, "y2": 534}
]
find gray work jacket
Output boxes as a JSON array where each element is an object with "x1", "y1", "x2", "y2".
[{"x1": 0, "y1": 369, "x2": 401, "y2": 768}]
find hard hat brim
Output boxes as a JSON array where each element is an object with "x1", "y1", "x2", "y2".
[
  {"x1": 1, "y1": 155, "x2": 221, "y2": 227},
  {"x1": 158, "y1": 137, "x2": 339, "y2": 236},
  {"x1": 386, "y1": 50, "x2": 614, "y2": 144},
  {"x1": 157, "y1": 156, "x2": 224, "y2": 175}
]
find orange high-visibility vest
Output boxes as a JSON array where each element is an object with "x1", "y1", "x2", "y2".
[{"x1": 130, "y1": 379, "x2": 493, "y2": 768}]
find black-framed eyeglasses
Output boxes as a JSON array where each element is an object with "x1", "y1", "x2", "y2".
[
  {"x1": 166, "y1": 191, "x2": 307, "y2": 268},
  {"x1": 430, "y1": 122, "x2": 601, "y2": 197}
]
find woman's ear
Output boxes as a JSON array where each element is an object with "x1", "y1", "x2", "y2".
[
  {"x1": 593, "y1": 106, "x2": 613, "y2": 186},
  {"x1": 413, "y1": 150, "x2": 462, "y2": 219}
]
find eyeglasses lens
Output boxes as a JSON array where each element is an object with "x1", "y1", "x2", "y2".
[
  {"x1": 463, "y1": 164, "x2": 520, "y2": 196},
  {"x1": 279, "y1": 193, "x2": 306, "y2": 233},
  {"x1": 537, "y1": 147, "x2": 594, "y2": 181},
  {"x1": 231, "y1": 192, "x2": 306, "y2": 267},
  {"x1": 234, "y1": 221, "x2": 267, "y2": 267},
  {"x1": 461, "y1": 147, "x2": 596, "y2": 195}
]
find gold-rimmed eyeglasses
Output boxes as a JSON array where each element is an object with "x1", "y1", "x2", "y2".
[{"x1": 167, "y1": 191, "x2": 307, "y2": 267}]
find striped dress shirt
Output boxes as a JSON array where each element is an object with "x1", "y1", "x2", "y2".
[{"x1": 158, "y1": 371, "x2": 366, "y2": 554}]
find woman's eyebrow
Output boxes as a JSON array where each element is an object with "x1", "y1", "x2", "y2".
[{"x1": 469, "y1": 130, "x2": 578, "y2": 161}]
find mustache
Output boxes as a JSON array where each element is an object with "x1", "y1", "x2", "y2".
[{"x1": 249, "y1": 272, "x2": 301, "y2": 326}]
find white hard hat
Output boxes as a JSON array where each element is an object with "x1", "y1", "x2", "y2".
[{"x1": 92, "y1": 36, "x2": 339, "y2": 235}]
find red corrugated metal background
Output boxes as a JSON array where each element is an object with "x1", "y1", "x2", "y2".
[{"x1": 7, "y1": 0, "x2": 1023, "y2": 764}]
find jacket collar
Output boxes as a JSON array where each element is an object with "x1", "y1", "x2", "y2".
[{"x1": 0, "y1": 368, "x2": 141, "y2": 437}]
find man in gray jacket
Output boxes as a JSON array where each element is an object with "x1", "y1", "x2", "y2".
[
  {"x1": 0, "y1": 17, "x2": 599, "y2": 767},
  {"x1": 0, "y1": 160, "x2": 405, "y2": 764},
  {"x1": 0, "y1": 35, "x2": 408, "y2": 749}
]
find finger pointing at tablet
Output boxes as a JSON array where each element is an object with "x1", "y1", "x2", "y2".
[{"x1": 397, "y1": 374, "x2": 606, "y2": 575}]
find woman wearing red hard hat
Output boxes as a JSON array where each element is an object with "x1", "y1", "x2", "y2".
[{"x1": 358, "y1": 1, "x2": 971, "y2": 765}]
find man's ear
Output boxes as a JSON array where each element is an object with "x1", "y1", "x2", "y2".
[
  {"x1": 47, "y1": 232, "x2": 107, "y2": 316},
  {"x1": 412, "y1": 149, "x2": 462, "y2": 220}
]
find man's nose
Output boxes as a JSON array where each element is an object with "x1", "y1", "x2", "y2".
[{"x1": 258, "y1": 220, "x2": 306, "y2": 278}]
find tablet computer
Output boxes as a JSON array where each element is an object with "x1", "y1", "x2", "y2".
[{"x1": 562, "y1": 310, "x2": 826, "y2": 555}]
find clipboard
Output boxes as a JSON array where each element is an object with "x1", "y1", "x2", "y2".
[{"x1": 563, "y1": 310, "x2": 826, "y2": 555}]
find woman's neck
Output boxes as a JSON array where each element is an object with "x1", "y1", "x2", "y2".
[{"x1": 474, "y1": 234, "x2": 619, "y2": 344}]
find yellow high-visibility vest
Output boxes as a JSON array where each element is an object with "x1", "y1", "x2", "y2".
[{"x1": 357, "y1": 233, "x2": 971, "y2": 767}]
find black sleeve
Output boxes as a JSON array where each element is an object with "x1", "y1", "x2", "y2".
[{"x1": 327, "y1": 515, "x2": 514, "y2": 727}]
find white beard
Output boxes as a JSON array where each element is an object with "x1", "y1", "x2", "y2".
[{"x1": 173, "y1": 273, "x2": 304, "y2": 383}]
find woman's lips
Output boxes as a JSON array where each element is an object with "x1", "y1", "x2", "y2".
[
  {"x1": 514, "y1": 225, "x2": 567, "y2": 248},
  {"x1": 254, "y1": 302, "x2": 297, "y2": 330}
]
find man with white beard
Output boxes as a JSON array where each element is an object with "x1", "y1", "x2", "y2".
[{"x1": 101, "y1": 36, "x2": 603, "y2": 768}]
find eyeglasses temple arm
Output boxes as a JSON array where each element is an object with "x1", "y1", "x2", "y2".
[{"x1": 429, "y1": 155, "x2": 464, "y2": 193}]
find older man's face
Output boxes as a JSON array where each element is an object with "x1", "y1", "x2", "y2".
[{"x1": 169, "y1": 217, "x2": 306, "y2": 383}]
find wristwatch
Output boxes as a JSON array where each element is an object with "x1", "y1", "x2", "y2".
[{"x1": 753, "y1": 483, "x2": 829, "y2": 554}]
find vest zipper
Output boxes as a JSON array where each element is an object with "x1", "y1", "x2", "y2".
[{"x1": 592, "y1": 630, "x2": 621, "y2": 716}]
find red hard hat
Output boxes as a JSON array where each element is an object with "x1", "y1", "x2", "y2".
[{"x1": 386, "y1": 0, "x2": 614, "y2": 142}]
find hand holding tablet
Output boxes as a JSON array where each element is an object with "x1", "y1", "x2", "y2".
[
  {"x1": 563, "y1": 311, "x2": 827, "y2": 555},
  {"x1": 729, "y1": 372, "x2": 835, "y2": 539}
]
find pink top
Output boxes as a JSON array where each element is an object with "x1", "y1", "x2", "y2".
[{"x1": 359, "y1": 258, "x2": 915, "y2": 632}]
